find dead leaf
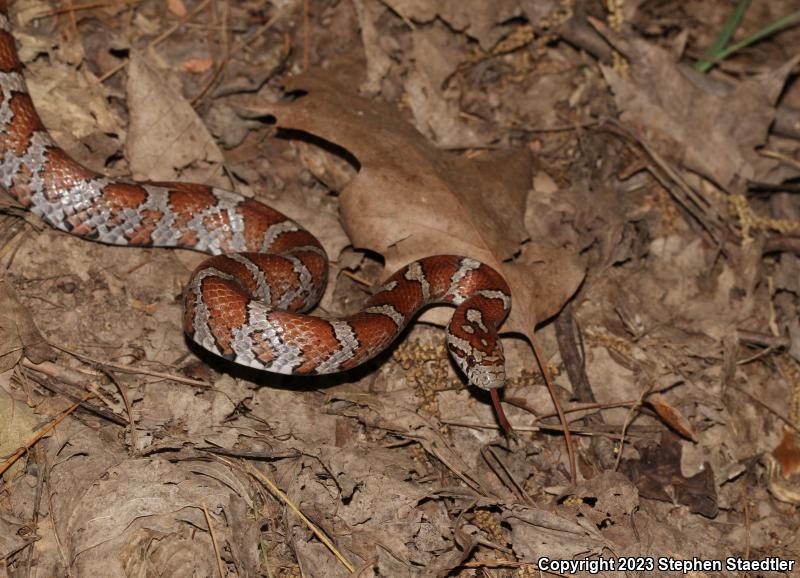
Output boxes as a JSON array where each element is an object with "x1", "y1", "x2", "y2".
[
  {"x1": 126, "y1": 52, "x2": 224, "y2": 182},
  {"x1": 246, "y1": 74, "x2": 584, "y2": 336},
  {"x1": 504, "y1": 494, "x2": 608, "y2": 562},
  {"x1": 0, "y1": 386, "x2": 41, "y2": 480},
  {"x1": 329, "y1": 391, "x2": 493, "y2": 494},
  {"x1": 621, "y1": 432, "x2": 718, "y2": 518},
  {"x1": 25, "y1": 44, "x2": 124, "y2": 171},
  {"x1": 125, "y1": 55, "x2": 350, "y2": 297},
  {"x1": 558, "y1": 471, "x2": 639, "y2": 544},
  {"x1": 405, "y1": 69, "x2": 490, "y2": 148},
  {"x1": 596, "y1": 22, "x2": 800, "y2": 190},
  {"x1": 404, "y1": 21, "x2": 492, "y2": 147},
  {"x1": 352, "y1": 0, "x2": 393, "y2": 94},
  {"x1": 0, "y1": 513, "x2": 31, "y2": 559},
  {"x1": 63, "y1": 458, "x2": 259, "y2": 577},
  {"x1": 380, "y1": 0, "x2": 549, "y2": 51}
]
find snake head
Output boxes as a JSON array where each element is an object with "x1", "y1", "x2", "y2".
[{"x1": 446, "y1": 324, "x2": 506, "y2": 391}]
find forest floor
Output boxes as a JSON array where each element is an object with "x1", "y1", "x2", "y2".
[{"x1": 2, "y1": 0, "x2": 800, "y2": 576}]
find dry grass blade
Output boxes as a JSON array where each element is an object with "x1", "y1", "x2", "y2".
[
  {"x1": 531, "y1": 335, "x2": 577, "y2": 485},
  {"x1": 202, "y1": 502, "x2": 227, "y2": 578},
  {"x1": 230, "y1": 458, "x2": 356, "y2": 573}
]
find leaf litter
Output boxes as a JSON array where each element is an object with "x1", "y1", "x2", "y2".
[{"x1": 1, "y1": 0, "x2": 800, "y2": 576}]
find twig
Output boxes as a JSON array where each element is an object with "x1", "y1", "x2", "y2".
[
  {"x1": 20, "y1": 366, "x2": 127, "y2": 426},
  {"x1": 742, "y1": 485, "x2": 751, "y2": 578},
  {"x1": 0, "y1": 393, "x2": 92, "y2": 476},
  {"x1": 612, "y1": 381, "x2": 655, "y2": 471},
  {"x1": 530, "y1": 332, "x2": 577, "y2": 484},
  {"x1": 339, "y1": 269, "x2": 372, "y2": 288},
  {"x1": 101, "y1": 368, "x2": 139, "y2": 452},
  {"x1": 67, "y1": 0, "x2": 78, "y2": 34},
  {"x1": 32, "y1": 0, "x2": 144, "y2": 20},
  {"x1": 484, "y1": 445, "x2": 534, "y2": 504},
  {"x1": 759, "y1": 148, "x2": 800, "y2": 171},
  {"x1": 24, "y1": 444, "x2": 46, "y2": 577},
  {"x1": 202, "y1": 502, "x2": 226, "y2": 578},
  {"x1": 50, "y1": 344, "x2": 212, "y2": 388},
  {"x1": 763, "y1": 236, "x2": 800, "y2": 255},
  {"x1": 603, "y1": 119, "x2": 730, "y2": 246},
  {"x1": 737, "y1": 329, "x2": 790, "y2": 348}
]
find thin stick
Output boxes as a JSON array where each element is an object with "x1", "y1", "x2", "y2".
[
  {"x1": 33, "y1": 0, "x2": 144, "y2": 19},
  {"x1": 102, "y1": 368, "x2": 139, "y2": 452},
  {"x1": 0, "y1": 393, "x2": 92, "y2": 476},
  {"x1": 50, "y1": 344, "x2": 212, "y2": 388},
  {"x1": 202, "y1": 502, "x2": 226, "y2": 578},
  {"x1": 613, "y1": 379, "x2": 659, "y2": 472},
  {"x1": 233, "y1": 459, "x2": 356, "y2": 573},
  {"x1": 530, "y1": 333, "x2": 577, "y2": 485}
]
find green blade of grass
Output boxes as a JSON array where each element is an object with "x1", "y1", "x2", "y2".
[
  {"x1": 695, "y1": 0, "x2": 752, "y2": 73},
  {"x1": 696, "y1": 8, "x2": 800, "y2": 73},
  {"x1": 711, "y1": 9, "x2": 800, "y2": 66}
]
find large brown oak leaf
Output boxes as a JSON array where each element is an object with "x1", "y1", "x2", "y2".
[{"x1": 246, "y1": 75, "x2": 583, "y2": 337}]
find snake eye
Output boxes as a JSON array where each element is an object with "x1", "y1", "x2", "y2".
[{"x1": 466, "y1": 355, "x2": 476, "y2": 367}]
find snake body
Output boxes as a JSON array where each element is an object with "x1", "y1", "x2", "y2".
[{"x1": 0, "y1": 3, "x2": 512, "y2": 396}]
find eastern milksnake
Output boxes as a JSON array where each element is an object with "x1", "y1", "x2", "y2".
[{"x1": 0, "y1": 2, "x2": 514, "y2": 430}]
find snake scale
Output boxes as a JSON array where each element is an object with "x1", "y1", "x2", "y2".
[{"x1": 0, "y1": 1, "x2": 514, "y2": 429}]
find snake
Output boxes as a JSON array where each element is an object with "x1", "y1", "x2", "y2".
[{"x1": 0, "y1": 1, "x2": 514, "y2": 430}]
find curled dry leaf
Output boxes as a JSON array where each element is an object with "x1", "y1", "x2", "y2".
[
  {"x1": 647, "y1": 391, "x2": 697, "y2": 442},
  {"x1": 245, "y1": 74, "x2": 584, "y2": 337}
]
